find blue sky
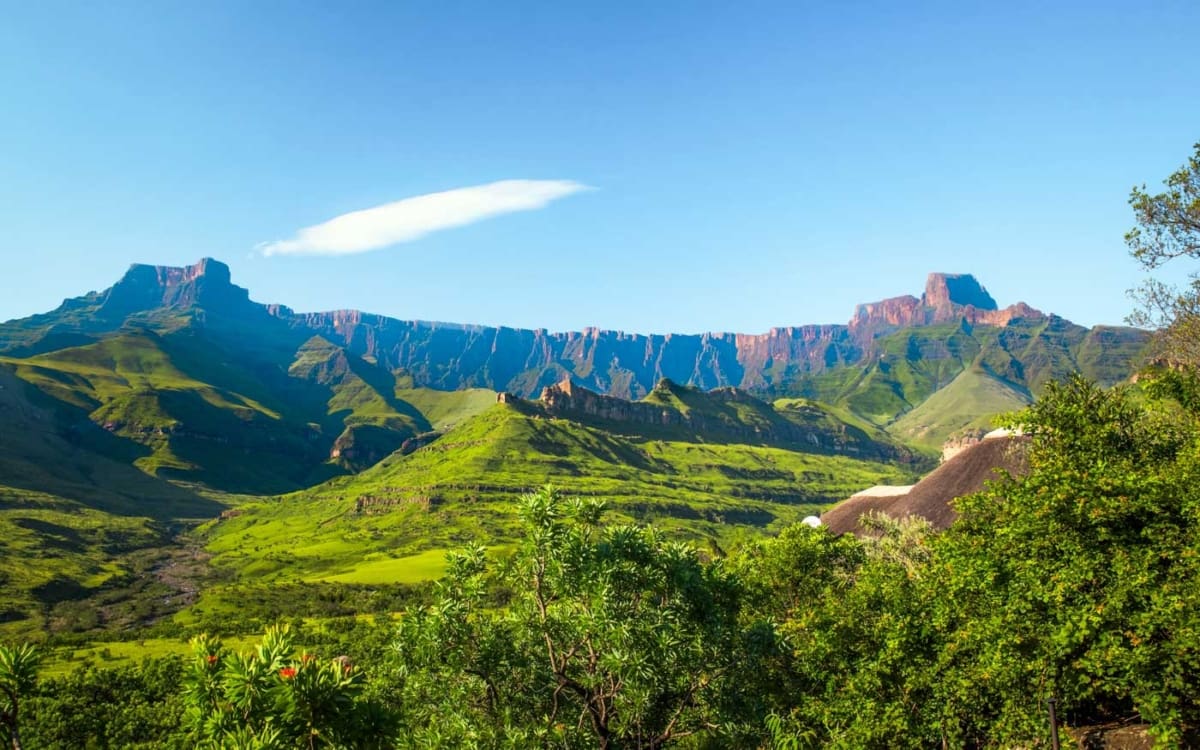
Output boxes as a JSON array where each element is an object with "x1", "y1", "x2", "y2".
[{"x1": 2, "y1": 1, "x2": 1198, "y2": 333}]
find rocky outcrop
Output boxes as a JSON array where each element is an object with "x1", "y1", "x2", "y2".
[
  {"x1": 923, "y1": 273, "x2": 997, "y2": 311},
  {"x1": 849, "y1": 273, "x2": 1042, "y2": 339},
  {"x1": 532, "y1": 377, "x2": 908, "y2": 460},
  {"x1": 398, "y1": 431, "x2": 442, "y2": 456},
  {"x1": 940, "y1": 428, "x2": 990, "y2": 462},
  {"x1": 353, "y1": 493, "x2": 431, "y2": 514},
  {"x1": 539, "y1": 377, "x2": 674, "y2": 425},
  {"x1": 98, "y1": 258, "x2": 254, "y2": 320}
]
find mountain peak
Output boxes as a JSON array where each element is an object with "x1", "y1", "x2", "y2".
[
  {"x1": 101, "y1": 257, "x2": 248, "y2": 318},
  {"x1": 849, "y1": 273, "x2": 1036, "y2": 339},
  {"x1": 120, "y1": 257, "x2": 231, "y2": 287},
  {"x1": 922, "y1": 273, "x2": 997, "y2": 311}
]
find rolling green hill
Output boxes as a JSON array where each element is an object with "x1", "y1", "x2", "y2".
[
  {"x1": 196, "y1": 399, "x2": 917, "y2": 612},
  {"x1": 888, "y1": 366, "x2": 1032, "y2": 448},
  {"x1": 0, "y1": 328, "x2": 438, "y2": 493},
  {"x1": 0, "y1": 366, "x2": 222, "y2": 639}
]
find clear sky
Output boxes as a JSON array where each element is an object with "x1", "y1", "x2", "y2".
[{"x1": 2, "y1": 1, "x2": 1198, "y2": 333}]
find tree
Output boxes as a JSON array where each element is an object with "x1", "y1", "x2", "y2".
[
  {"x1": 390, "y1": 487, "x2": 753, "y2": 748},
  {"x1": 1127, "y1": 142, "x2": 1200, "y2": 365},
  {"x1": 738, "y1": 517, "x2": 942, "y2": 749},
  {"x1": 0, "y1": 644, "x2": 40, "y2": 750},
  {"x1": 1127, "y1": 142, "x2": 1200, "y2": 269},
  {"x1": 22, "y1": 657, "x2": 187, "y2": 749},
  {"x1": 927, "y1": 376, "x2": 1200, "y2": 746}
]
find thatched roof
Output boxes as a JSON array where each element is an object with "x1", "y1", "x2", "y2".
[{"x1": 821, "y1": 436, "x2": 1029, "y2": 535}]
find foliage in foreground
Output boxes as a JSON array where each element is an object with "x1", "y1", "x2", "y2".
[
  {"x1": 0, "y1": 643, "x2": 40, "y2": 750},
  {"x1": 1128, "y1": 140, "x2": 1200, "y2": 367},
  {"x1": 7, "y1": 373, "x2": 1200, "y2": 747},
  {"x1": 183, "y1": 625, "x2": 393, "y2": 749},
  {"x1": 752, "y1": 373, "x2": 1200, "y2": 748},
  {"x1": 388, "y1": 489, "x2": 753, "y2": 748}
]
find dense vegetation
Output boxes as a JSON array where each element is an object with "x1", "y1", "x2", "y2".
[{"x1": 6, "y1": 368, "x2": 1200, "y2": 746}]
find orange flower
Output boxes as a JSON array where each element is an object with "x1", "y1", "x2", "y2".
[
  {"x1": 206, "y1": 654, "x2": 218, "y2": 666},
  {"x1": 279, "y1": 667, "x2": 297, "y2": 679}
]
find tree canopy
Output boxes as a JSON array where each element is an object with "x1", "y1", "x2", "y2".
[{"x1": 1128, "y1": 142, "x2": 1200, "y2": 366}]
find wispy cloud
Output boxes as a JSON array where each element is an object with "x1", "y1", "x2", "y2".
[{"x1": 258, "y1": 179, "x2": 590, "y2": 257}]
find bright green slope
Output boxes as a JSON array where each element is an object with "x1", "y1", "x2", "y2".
[
  {"x1": 0, "y1": 332, "x2": 494, "y2": 637},
  {"x1": 790, "y1": 319, "x2": 1145, "y2": 430},
  {"x1": 200, "y1": 401, "x2": 916, "y2": 599},
  {"x1": 393, "y1": 384, "x2": 496, "y2": 431},
  {"x1": 888, "y1": 366, "x2": 1032, "y2": 448}
]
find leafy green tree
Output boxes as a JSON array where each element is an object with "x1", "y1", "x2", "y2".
[
  {"x1": 0, "y1": 644, "x2": 40, "y2": 750},
  {"x1": 390, "y1": 486, "x2": 752, "y2": 748},
  {"x1": 24, "y1": 657, "x2": 187, "y2": 749},
  {"x1": 927, "y1": 375, "x2": 1200, "y2": 746},
  {"x1": 1127, "y1": 142, "x2": 1200, "y2": 269},
  {"x1": 745, "y1": 374, "x2": 1200, "y2": 747},
  {"x1": 1128, "y1": 142, "x2": 1200, "y2": 365},
  {"x1": 739, "y1": 518, "x2": 941, "y2": 749}
]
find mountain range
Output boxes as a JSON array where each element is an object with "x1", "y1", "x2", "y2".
[
  {"x1": 0, "y1": 258, "x2": 1149, "y2": 636},
  {"x1": 4, "y1": 258, "x2": 1146, "y2": 394}
]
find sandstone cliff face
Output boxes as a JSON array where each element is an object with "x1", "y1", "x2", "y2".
[
  {"x1": 539, "y1": 377, "x2": 678, "y2": 426},
  {"x1": 290, "y1": 271, "x2": 1043, "y2": 399},
  {"x1": 923, "y1": 273, "x2": 997, "y2": 311},
  {"x1": 848, "y1": 273, "x2": 1042, "y2": 338},
  {"x1": 10, "y1": 260, "x2": 1125, "y2": 406},
  {"x1": 290, "y1": 312, "x2": 751, "y2": 399}
]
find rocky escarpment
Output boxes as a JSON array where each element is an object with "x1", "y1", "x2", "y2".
[
  {"x1": 1, "y1": 261, "x2": 1144, "y2": 405},
  {"x1": 0, "y1": 258, "x2": 281, "y2": 354},
  {"x1": 532, "y1": 376, "x2": 911, "y2": 461},
  {"x1": 294, "y1": 272, "x2": 1049, "y2": 398}
]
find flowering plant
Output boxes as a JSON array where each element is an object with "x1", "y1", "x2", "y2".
[{"x1": 182, "y1": 625, "x2": 386, "y2": 748}]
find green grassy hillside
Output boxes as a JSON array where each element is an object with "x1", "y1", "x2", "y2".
[
  {"x1": 0, "y1": 329, "x2": 442, "y2": 492},
  {"x1": 0, "y1": 366, "x2": 225, "y2": 640},
  {"x1": 888, "y1": 366, "x2": 1032, "y2": 448},
  {"x1": 393, "y1": 384, "x2": 496, "y2": 430},
  {"x1": 197, "y1": 401, "x2": 917, "y2": 611},
  {"x1": 790, "y1": 320, "x2": 1146, "y2": 430}
]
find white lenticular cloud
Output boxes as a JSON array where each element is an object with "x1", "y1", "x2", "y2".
[{"x1": 258, "y1": 179, "x2": 591, "y2": 257}]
